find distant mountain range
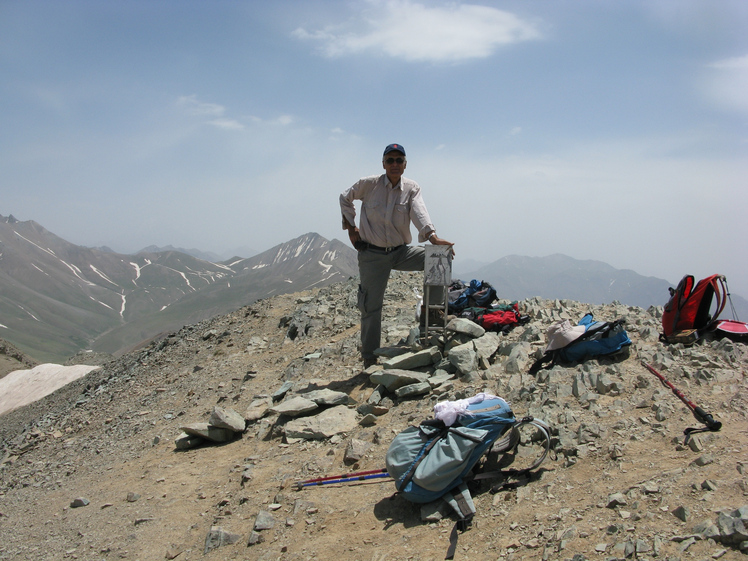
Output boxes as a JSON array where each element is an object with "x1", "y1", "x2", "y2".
[
  {"x1": 457, "y1": 254, "x2": 672, "y2": 308},
  {"x1": 0, "y1": 214, "x2": 356, "y2": 362},
  {"x1": 137, "y1": 244, "x2": 259, "y2": 263},
  {"x1": 1, "y1": 213, "x2": 745, "y2": 363},
  {"x1": 455, "y1": 255, "x2": 748, "y2": 321},
  {"x1": 137, "y1": 244, "x2": 226, "y2": 263}
]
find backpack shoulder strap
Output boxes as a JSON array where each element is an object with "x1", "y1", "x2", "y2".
[
  {"x1": 529, "y1": 351, "x2": 555, "y2": 374},
  {"x1": 396, "y1": 425, "x2": 448, "y2": 492},
  {"x1": 667, "y1": 275, "x2": 694, "y2": 333},
  {"x1": 441, "y1": 482, "x2": 476, "y2": 520},
  {"x1": 710, "y1": 275, "x2": 727, "y2": 326},
  {"x1": 442, "y1": 483, "x2": 475, "y2": 560}
]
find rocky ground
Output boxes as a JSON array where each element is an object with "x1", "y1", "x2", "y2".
[
  {"x1": 0, "y1": 271, "x2": 746, "y2": 561},
  {"x1": 0, "y1": 340, "x2": 38, "y2": 380}
]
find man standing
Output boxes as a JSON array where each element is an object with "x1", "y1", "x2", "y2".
[{"x1": 340, "y1": 144, "x2": 454, "y2": 368}]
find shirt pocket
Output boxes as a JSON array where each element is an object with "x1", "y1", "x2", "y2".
[
  {"x1": 393, "y1": 203, "x2": 409, "y2": 228},
  {"x1": 363, "y1": 200, "x2": 385, "y2": 221}
]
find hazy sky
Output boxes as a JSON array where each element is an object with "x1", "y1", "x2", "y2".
[{"x1": 2, "y1": 1, "x2": 747, "y2": 296}]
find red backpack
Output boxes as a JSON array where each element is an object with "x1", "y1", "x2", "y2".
[
  {"x1": 479, "y1": 308, "x2": 519, "y2": 331},
  {"x1": 662, "y1": 274, "x2": 727, "y2": 337}
]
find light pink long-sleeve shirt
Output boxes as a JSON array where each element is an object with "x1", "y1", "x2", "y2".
[{"x1": 340, "y1": 174, "x2": 435, "y2": 248}]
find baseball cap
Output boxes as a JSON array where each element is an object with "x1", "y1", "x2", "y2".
[{"x1": 383, "y1": 144, "x2": 406, "y2": 157}]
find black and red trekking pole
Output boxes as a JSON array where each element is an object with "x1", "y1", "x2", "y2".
[
  {"x1": 295, "y1": 468, "x2": 390, "y2": 489},
  {"x1": 642, "y1": 362, "x2": 722, "y2": 440}
]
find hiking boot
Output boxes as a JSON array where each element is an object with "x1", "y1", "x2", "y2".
[{"x1": 362, "y1": 356, "x2": 378, "y2": 369}]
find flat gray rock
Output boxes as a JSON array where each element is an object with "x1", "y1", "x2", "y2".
[
  {"x1": 473, "y1": 332, "x2": 500, "y2": 361},
  {"x1": 272, "y1": 381, "x2": 294, "y2": 400},
  {"x1": 428, "y1": 371, "x2": 455, "y2": 388},
  {"x1": 254, "y1": 510, "x2": 276, "y2": 531},
  {"x1": 448, "y1": 342, "x2": 477, "y2": 375},
  {"x1": 369, "y1": 369, "x2": 430, "y2": 392},
  {"x1": 301, "y1": 388, "x2": 349, "y2": 406},
  {"x1": 270, "y1": 396, "x2": 319, "y2": 417},
  {"x1": 382, "y1": 347, "x2": 441, "y2": 370},
  {"x1": 394, "y1": 381, "x2": 431, "y2": 398},
  {"x1": 204, "y1": 526, "x2": 241, "y2": 554},
  {"x1": 174, "y1": 432, "x2": 204, "y2": 450},
  {"x1": 209, "y1": 406, "x2": 246, "y2": 432},
  {"x1": 446, "y1": 317, "x2": 485, "y2": 338},
  {"x1": 180, "y1": 423, "x2": 235, "y2": 443},
  {"x1": 245, "y1": 397, "x2": 272, "y2": 422},
  {"x1": 284, "y1": 405, "x2": 358, "y2": 440}
]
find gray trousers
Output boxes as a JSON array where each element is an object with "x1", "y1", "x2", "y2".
[{"x1": 357, "y1": 245, "x2": 443, "y2": 361}]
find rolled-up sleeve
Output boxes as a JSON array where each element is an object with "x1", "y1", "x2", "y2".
[{"x1": 340, "y1": 180, "x2": 365, "y2": 230}]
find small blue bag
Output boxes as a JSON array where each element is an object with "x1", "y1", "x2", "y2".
[
  {"x1": 447, "y1": 279, "x2": 497, "y2": 313},
  {"x1": 555, "y1": 313, "x2": 631, "y2": 363},
  {"x1": 530, "y1": 313, "x2": 632, "y2": 373}
]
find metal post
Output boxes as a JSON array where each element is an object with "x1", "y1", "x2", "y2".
[{"x1": 423, "y1": 246, "x2": 453, "y2": 344}]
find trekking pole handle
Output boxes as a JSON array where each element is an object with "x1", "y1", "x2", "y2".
[
  {"x1": 693, "y1": 406, "x2": 722, "y2": 431},
  {"x1": 643, "y1": 361, "x2": 722, "y2": 432}
]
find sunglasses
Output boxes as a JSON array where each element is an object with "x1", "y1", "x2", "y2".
[{"x1": 384, "y1": 157, "x2": 405, "y2": 164}]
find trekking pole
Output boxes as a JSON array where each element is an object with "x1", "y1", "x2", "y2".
[
  {"x1": 641, "y1": 362, "x2": 722, "y2": 439},
  {"x1": 296, "y1": 468, "x2": 390, "y2": 489}
]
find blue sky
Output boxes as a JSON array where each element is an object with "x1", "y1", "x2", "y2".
[{"x1": 2, "y1": 0, "x2": 747, "y2": 296}]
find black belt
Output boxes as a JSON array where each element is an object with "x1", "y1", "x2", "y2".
[{"x1": 359, "y1": 242, "x2": 404, "y2": 253}]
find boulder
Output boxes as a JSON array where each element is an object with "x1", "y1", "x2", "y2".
[
  {"x1": 446, "y1": 318, "x2": 485, "y2": 338},
  {"x1": 284, "y1": 405, "x2": 358, "y2": 440},
  {"x1": 394, "y1": 381, "x2": 431, "y2": 399},
  {"x1": 245, "y1": 397, "x2": 272, "y2": 423},
  {"x1": 301, "y1": 389, "x2": 349, "y2": 406},
  {"x1": 369, "y1": 369, "x2": 430, "y2": 392},
  {"x1": 448, "y1": 342, "x2": 477, "y2": 375},
  {"x1": 383, "y1": 347, "x2": 441, "y2": 370},
  {"x1": 209, "y1": 406, "x2": 246, "y2": 432},
  {"x1": 204, "y1": 526, "x2": 241, "y2": 554},
  {"x1": 180, "y1": 423, "x2": 235, "y2": 443},
  {"x1": 270, "y1": 396, "x2": 319, "y2": 417},
  {"x1": 473, "y1": 332, "x2": 501, "y2": 362}
]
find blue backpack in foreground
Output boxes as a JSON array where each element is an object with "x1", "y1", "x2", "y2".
[
  {"x1": 385, "y1": 397, "x2": 551, "y2": 559},
  {"x1": 386, "y1": 397, "x2": 514, "y2": 504}
]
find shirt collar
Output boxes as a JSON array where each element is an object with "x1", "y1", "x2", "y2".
[{"x1": 383, "y1": 174, "x2": 403, "y2": 190}]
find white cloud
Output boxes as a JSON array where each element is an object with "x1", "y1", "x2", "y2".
[
  {"x1": 207, "y1": 118, "x2": 245, "y2": 130},
  {"x1": 701, "y1": 53, "x2": 748, "y2": 116},
  {"x1": 176, "y1": 96, "x2": 254, "y2": 130},
  {"x1": 176, "y1": 95, "x2": 225, "y2": 117},
  {"x1": 708, "y1": 53, "x2": 748, "y2": 69},
  {"x1": 293, "y1": 0, "x2": 540, "y2": 63}
]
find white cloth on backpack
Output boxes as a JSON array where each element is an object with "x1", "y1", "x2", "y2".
[
  {"x1": 433, "y1": 392, "x2": 501, "y2": 427},
  {"x1": 544, "y1": 319, "x2": 586, "y2": 352}
]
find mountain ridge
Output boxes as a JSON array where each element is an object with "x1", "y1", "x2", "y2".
[
  {"x1": 0, "y1": 214, "x2": 357, "y2": 362},
  {"x1": 2, "y1": 213, "x2": 745, "y2": 364},
  {"x1": 457, "y1": 253, "x2": 748, "y2": 318}
]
